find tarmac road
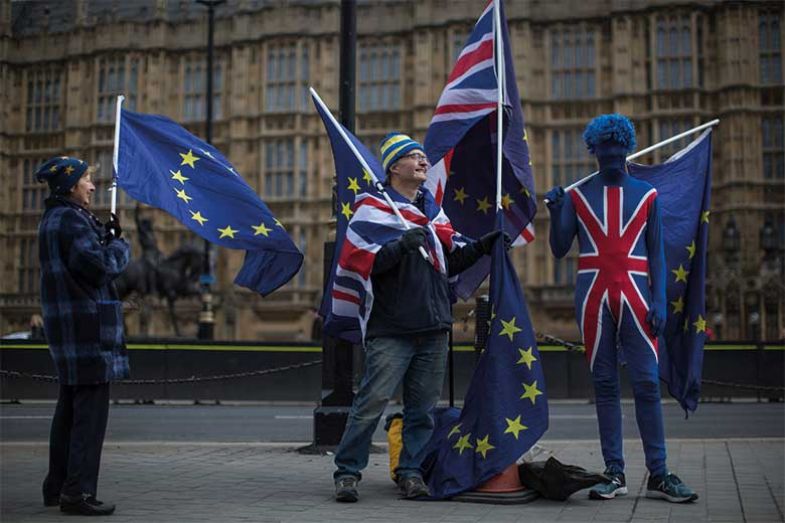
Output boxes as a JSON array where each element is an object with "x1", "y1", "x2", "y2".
[{"x1": 1, "y1": 400, "x2": 782, "y2": 443}]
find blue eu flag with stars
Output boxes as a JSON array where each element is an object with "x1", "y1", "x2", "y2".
[
  {"x1": 422, "y1": 214, "x2": 548, "y2": 499},
  {"x1": 117, "y1": 108, "x2": 303, "y2": 296},
  {"x1": 629, "y1": 130, "x2": 713, "y2": 414}
]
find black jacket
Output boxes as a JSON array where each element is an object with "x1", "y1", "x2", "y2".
[{"x1": 366, "y1": 225, "x2": 485, "y2": 339}]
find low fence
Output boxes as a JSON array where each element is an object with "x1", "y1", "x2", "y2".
[{"x1": 0, "y1": 340, "x2": 782, "y2": 402}]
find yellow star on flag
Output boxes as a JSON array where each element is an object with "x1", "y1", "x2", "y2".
[
  {"x1": 504, "y1": 415, "x2": 528, "y2": 440},
  {"x1": 501, "y1": 193, "x2": 513, "y2": 210},
  {"x1": 64, "y1": 165, "x2": 74, "y2": 175},
  {"x1": 49, "y1": 165, "x2": 58, "y2": 172},
  {"x1": 252, "y1": 222, "x2": 272, "y2": 237},
  {"x1": 671, "y1": 296, "x2": 684, "y2": 314},
  {"x1": 453, "y1": 187, "x2": 467, "y2": 205},
  {"x1": 475, "y1": 435, "x2": 495, "y2": 459},
  {"x1": 274, "y1": 218, "x2": 284, "y2": 228},
  {"x1": 179, "y1": 149, "x2": 200, "y2": 168},
  {"x1": 218, "y1": 225, "x2": 238, "y2": 239},
  {"x1": 170, "y1": 169, "x2": 189, "y2": 184},
  {"x1": 693, "y1": 314, "x2": 707, "y2": 333},
  {"x1": 686, "y1": 240, "x2": 696, "y2": 259},
  {"x1": 447, "y1": 423, "x2": 462, "y2": 439},
  {"x1": 520, "y1": 186, "x2": 531, "y2": 198},
  {"x1": 476, "y1": 196, "x2": 492, "y2": 215},
  {"x1": 672, "y1": 264, "x2": 689, "y2": 283},
  {"x1": 362, "y1": 169, "x2": 373, "y2": 185},
  {"x1": 701, "y1": 210, "x2": 710, "y2": 223},
  {"x1": 453, "y1": 433, "x2": 473, "y2": 455},
  {"x1": 347, "y1": 177, "x2": 361, "y2": 195},
  {"x1": 189, "y1": 210, "x2": 207, "y2": 226},
  {"x1": 341, "y1": 202, "x2": 354, "y2": 220},
  {"x1": 517, "y1": 347, "x2": 537, "y2": 370},
  {"x1": 520, "y1": 380, "x2": 543, "y2": 405},
  {"x1": 174, "y1": 187, "x2": 192, "y2": 204},
  {"x1": 499, "y1": 316, "x2": 522, "y2": 342},
  {"x1": 523, "y1": 128, "x2": 528, "y2": 142}
]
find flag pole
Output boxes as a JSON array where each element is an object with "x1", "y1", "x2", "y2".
[
  {"x1": 546, "y1": 119, "x2": 720, "y2": 202},
  {"x1": 310, "y1": 87, "x2": 430, "y2": 262},
  {"x1": 110, "y1": 95, "x2": 125, "y2": 215},
  {"x1": 493, "y1": 0, "x2": 504, "y2": 212}
]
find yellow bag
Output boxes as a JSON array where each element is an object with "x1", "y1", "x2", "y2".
[{"x1": 384, "y1": 413, "x2": 404, "y2": 483}]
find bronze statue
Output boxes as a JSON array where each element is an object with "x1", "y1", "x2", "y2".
[{"x1": 115, "y1": 207, "x2": 202, "y2": 336}]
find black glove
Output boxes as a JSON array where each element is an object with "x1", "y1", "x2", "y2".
[
  {"x1": 478, "y1": 230, "x2": 512, "y2": 255},
  {"x1": 104, "y1": 212, "x2": 122, "y2": 240},
  {"x1": 399, "y1": 227, "x2": 428, "y2": 253}
]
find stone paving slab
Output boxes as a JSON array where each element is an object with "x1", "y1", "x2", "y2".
[{"x1": 1, "y1": 439, "x2": 782, "y2": 522}]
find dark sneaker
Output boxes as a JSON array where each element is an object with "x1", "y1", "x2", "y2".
[
  {"x1": 589, "y1": 470, "x2": 628, "y2": 500},
  {"x1": 335, "y1": 476, "x2": 359, "y2": 503},
  {"x1": 60, "y1": 493, "x2": 116, "y2": 516},
  {"x1": 646, "y1": 473, "x2": 698, "y2": 503},
  {"x1": 398, "y1": 476, "x2": 430, "y2": 499}
]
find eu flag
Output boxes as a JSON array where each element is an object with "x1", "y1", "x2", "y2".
[
  {"x1": 117, "y1": 108, "x2": 303, "y2": 296},
  {"x1": 422, "y1": 214, "x2": 548, "y2": 499},
  {"x1": 629, "y1": 130, "x2": 713, "y2": 413},
  {"x1": 310, "y1": 91, "x2": 386, "y2": 343}
]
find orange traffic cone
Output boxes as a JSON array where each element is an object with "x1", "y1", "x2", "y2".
[{"x1": 475, "y1": 464, "x2": 526, "y2": 493}]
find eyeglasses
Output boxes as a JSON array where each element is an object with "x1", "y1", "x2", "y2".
[{"x1": 402, "y1": 152, "x2": 430, "y2": 164}]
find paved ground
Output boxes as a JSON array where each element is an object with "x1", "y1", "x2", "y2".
[{"x1": 1, "y1": 438, "x2": 782, "y2": 523}]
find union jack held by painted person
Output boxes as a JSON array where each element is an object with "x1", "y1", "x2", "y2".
[{"x1": 424, "y1": 0, "x2": 536, "y2": 298}]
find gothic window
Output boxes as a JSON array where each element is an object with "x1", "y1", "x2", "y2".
[
  {"x1": 759, "y1": 12, "x2": 782, "y2": 85},
  {"x1": 183, "y1": 56, "x2": 223, "y2": 121},
  {"x1": 264, "y1": 139, "x2": 294, "y2": 198},
  {"x1": 358, "y1": 43, "x2": 401, "y2": 112},
  {"x1": 265, "y1": 43, "x2": 309, "y2": 112},
  {"x1": 762, "y1": 115, "x2": 784, "y2": 179},
  {"x1": 550, "y1": 26, "x2": 596, "y2": 99},
  {"x1": 97, "y1": 56, "x2": 139, "y2": 122},
  {"x1": 655, "y1": 15, "x2": 693, "y2": 89},
  {"x1": 25, "y1": 68, "x2": 63, "y2": 132}
]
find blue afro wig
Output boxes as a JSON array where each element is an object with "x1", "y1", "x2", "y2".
[{"x1": 582, "y1": 113, "x2": 636, "y2": 155}]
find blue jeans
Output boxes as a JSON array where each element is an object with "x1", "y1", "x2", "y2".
[{"x1": 333, "y1": 331, "x2": 448, "y2": 481}]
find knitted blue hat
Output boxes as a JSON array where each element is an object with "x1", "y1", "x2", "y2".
[
  {"x1": 583, "y1": 113, "x2": 637, "y2": 156},
  {"x1": 35, "y1": 156, "x2": 88, "y2": 194},
  {"x1": 379, "y1": 132, "x2": 424, "y2": 173}
]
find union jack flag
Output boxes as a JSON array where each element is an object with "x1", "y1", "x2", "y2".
[
  {"x1": 334, "y1": 191, "x2": 468, "y2": 342},
  {"x1": 571, "y1": 186, "x2": 659, "y2": 369},
  {"x1": 424, "y1": 0, "x2": 536, "y2": 298},
  {"x1": 311, "y1": 90, "x2": 467, "y2": 342}
]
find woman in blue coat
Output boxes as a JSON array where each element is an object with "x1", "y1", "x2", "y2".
[{"x1": 36, "y1": 156, "x2": 129, "y2": 516}]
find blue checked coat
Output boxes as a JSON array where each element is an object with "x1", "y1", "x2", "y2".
[{"x1": 38, "y1": 197, "x2": 131, "y2": 385}]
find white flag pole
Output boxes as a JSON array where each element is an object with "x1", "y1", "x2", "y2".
[
  {"x1": 545, "y1": 119, "x2": 720, "y2": 202},
  {"x1": 310, "y1": 87, "x2": 430, "y2": 262},
  {"x1": 493, "y1": 0, "x2": 504, "y2": 212},
  {"x1": 110, "y1": 95, "x2": 125, "y2": 215}
]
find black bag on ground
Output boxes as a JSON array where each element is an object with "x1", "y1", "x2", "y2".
[{"x1": 518, "y1": 457, "x2": 608, "y2": 501}]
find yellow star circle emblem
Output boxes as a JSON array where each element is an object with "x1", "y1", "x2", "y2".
[
  {"x1": 520, "y1": 380, "x2": 543, "y2": 405},
  {"x1": 252, "y1": 222, "x2": 272, "y2": 237},
  {"x1": 475, "y1": 435, "x2": 495, "y2": 459},
  {"x1": 504, "y1": 415, "x2": 528, "y2": 440},
  {"x1": 179, "y1": 149, "x2": 200, "y2": 168},
  {"x1": 218, "y1": 225, "x2": 238, "y2": 239},
  {"x1": 189, "y1": 210, "x2": 207, "y2": 226},
  {"x1": 516, "y1": 347, "x2": 537, "y2": 370}
]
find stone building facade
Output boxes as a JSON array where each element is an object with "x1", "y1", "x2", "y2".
[{"x1": 1, "y1": 0, "x2": 782, "y2": 341}]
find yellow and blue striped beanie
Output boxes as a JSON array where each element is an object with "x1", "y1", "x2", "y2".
[{"x1": 379, "y1": 132, "x2": 424, "y2": 173}]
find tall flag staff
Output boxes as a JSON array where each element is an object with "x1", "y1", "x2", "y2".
[
  {"x1": 545, "y1": 119, "x2": 720, "y2": 202},
  {"x1": 493, "y1": 0, "x2": 505, "y2": 212},
  {"x1": 110, "y1": 95, "x2": 125, "y2": 215},
  {"x1": 310, "y1": 88, "x2": 430, "y2": 263}
]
